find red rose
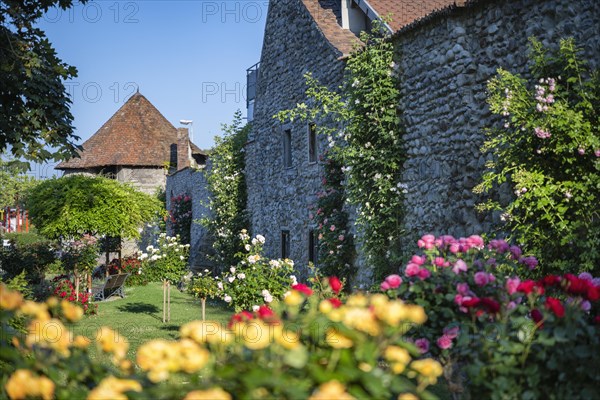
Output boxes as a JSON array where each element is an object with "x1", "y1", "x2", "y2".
[
  {"x1": 228, "y1": 310, "x2": 254, "y2": 328},
  {"x1": 517, "y1": 280, "x2": 536, "y2": 294},
  {"x1": 545, "y1": 297, "x2": 565, "y2": 318},
  {"x1": 587, "y1": 285, "x2": 599, "y2": 302},
  {"x1": 328, "y1": 277, "x2": 343, "y2": 294},
  {"x1": 327, "y1": 298, "x2": 343, "y2": 308},
  {"x1": 292, "y1": 283, "x2": 313, "y2": 296},
  {"x1": 480, "y1": 297, "x2": 501, "y2": 314},
  {"x1": 462, "y1": 297, "x2": 480, "y2": 308},
  {"x1": 541, "y1": 275, "x2": 560, "y2": 287},
  {"x1": 257, "y1": 305, "x2": 276, "y2": 321},
  {"x1": 564, "y1": 274, "x2": 587, "y2": 296},
  {"x1": 531, "y1": 309, "x2": 544, "y2": 327}
]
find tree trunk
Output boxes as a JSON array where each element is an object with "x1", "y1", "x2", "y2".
[
  {"x1": 167, "y1": 282, "x2": 171, "y2": 322},
  {"x1": 162, "y1": 280, "x2": 167, "y2": 323},
  {"x1": 74, "y1": 268, "x2": 80, "y2": 302}
]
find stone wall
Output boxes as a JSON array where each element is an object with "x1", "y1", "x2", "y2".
[
  {"x1": 245, "y1": 0, "x2": 350, "y2": 279},
  {"x1": 394, "y1": 0, "x2": 599, "y2": 249},
  {"x1": 116, "y1": 167, "x2": 166, "y2": 196},
  {"x1": 246, "y1": 0, "x2": 599, "y2": 284},
  {"x1": 165, "y1": 167, "x2": 213, "y2": 271}
]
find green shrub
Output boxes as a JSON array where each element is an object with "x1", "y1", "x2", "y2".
[{"x1": 0, "y1": 232, "x2": 56, "y2": 283}]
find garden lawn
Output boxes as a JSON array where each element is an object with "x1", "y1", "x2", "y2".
[{"x1": 71, "y1": 282, "x2": 231, "y2": 360}]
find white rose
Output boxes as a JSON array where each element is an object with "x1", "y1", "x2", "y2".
[
  {"x1": 256, "y1": 234, "x2": 265, "y2": 244},
  {"x1": 224, "y1": 295, "x2": 232, "y2": 303},
  {"x1": 251, "y1": 238, "x2": 258, "y2": 246},
  {"x1": 244, "y1": 244, "x2": 251, "y2": 251},
  {"x1": 180, "y1": 256, "x2": 184, "y2": 260},
  {"x1": 264, "y1": 294, "x2": 273, "y2": 303},
  {"x1": 261, "y1": 289, "x2": 270, "y2": 296},
  {"x1": 230, "y1": 267, "x2": 236, "y2": 273},
  {"x1": 228, "y1": 276, "x2": 235, "y2": 283},
  {"x1": 237, "y1": 273, "x2": 246, "y2": 279},
  {"x1": 217, "y1": 282, "x2": 223, "y2": 290},
  {"x1": 252, "y1": 305, "x2": 260, "y2": 312}
]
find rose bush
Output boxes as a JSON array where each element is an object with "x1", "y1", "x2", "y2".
[
  {"x1": 218, "y1": 230, "x2": 296, "y2": 312},
  {"x1": 1, "y1": 280, "x2": 443, "y2": 399},
  {"x1": 381, "y1": 234, "x2": 600, "y2": 398}
]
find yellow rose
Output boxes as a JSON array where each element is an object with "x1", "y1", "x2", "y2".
[
  {"x1": 405, "y1": 305, "x2": 427, "y2": 325},
  {"x1": 184, "y1": 387, "x2": 232, "y2": 400},
  {"x1": 26, "y1": 318, "x2": 71, "y2": 356},
  {"x1": 376, "y1": 300, "x2": 407, "y2": 327},
  {"x1": 19, "y1": 300, "x2": 50, "y2": 321},
  {"x1": 5, "y1": 369, "x2": 55, "y2": 400},
  {"x1": 318, "y1": 299, "x2": 333, "y2": 314},
  {"x1": 398, "y1": 393, "x2": 419, "y2": 400},
  {"x1": 61, "y1": 299, "x2": 84, "y2": 322},
  {"x1": 343, "y1": 307, "x2": 380, "y2": 336},
  {"x1": 409, "y1": 358, "x2": 443, "y2": 385},
  {"x1": 177, "y1": 339, "x2": 210, "y2": 373},
  {"x1": 309, "y1": 381, "x2": 356, "y2": 400},
  {"x1": 181, "y1": 320, "x2": 232, "y2": 345},
  {"x1": 325, "y1": 328, "x2": 353, "y2": 349},
  {"x1": 345, "y1": 293, "x2": 368, "y2": 307},
  {"x1": 241, "y1": 320, "x2": 272, "y2": 350},
  {"x1": 0, "y1": 284, "x2": 23, "y2": 310},
  {"x1": 87, "y1": 376, "x2": 142, "y2": 400},
  {"x1": 73, "y1": 335, "x2": 91, "y2": 349},
  {"x1": 137, "y1": 339, "x2": 172, "y2": 372},
  {"x1": 385, "y1": 345, "x2": 411, "y2": 375},
  {"x1": 273, "y1": 325, "x2": 300, "y2": 350},
  {"x1": 284, "y1": 290, "x2": 304, "y2": 306},
  {"x1": 46, "y1": 296, "x2": 59, "y2": 308},
  {"x1": 97, "y1": 326, "x2": 129, "y2": 361}
]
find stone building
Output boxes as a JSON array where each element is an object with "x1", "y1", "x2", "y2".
[
  {"x1": 245, "y1": 0, "x2": 599, "y2": 283},
  {"x1": 57, "y1": 91, "x2": 207, "y2": 256},
  {"x1": 57, "y1": 91, "x2": 206, "y2": 195}
]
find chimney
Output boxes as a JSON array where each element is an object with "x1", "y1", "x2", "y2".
[{"x1": 177, "y1": 128, "x2": 191, "y2": 170}]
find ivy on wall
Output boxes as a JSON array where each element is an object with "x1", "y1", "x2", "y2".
[
  {"x1": 200, "y1": 111, "x2": 250, "y2": 270},
  {"x1": 277, "y1": 23, "x2": 406, "y2": 281}
]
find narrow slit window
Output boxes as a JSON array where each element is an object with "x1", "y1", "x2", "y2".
[
  {"x1": 281, "y1": 230, "x2": 291, "y2": 259},
  {"x1": 308, "y1": 230, "x2": 318, "y2": 265},
  {"x1": 283, "y1": 129, "x2": 292, "y2": 168},
  {"x1": 308, "y1": 123, "x2": 317, "y2": 163}
]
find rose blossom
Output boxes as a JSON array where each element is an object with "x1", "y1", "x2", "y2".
[
  {"x1": 506, "y1": 277, "x2": 521, "y2": 295},
  {"x1": 380, "y1": 281, "x2": 391, "y2": 291},
  {"x1": 456, "y1": 282, "x2": 470, "y2": 295},
  {"x1": 443, "y1": 326, "x2": 460, "y2": 339},
  {"x1": 417, "y1": 268, "x2": 431, "y2": 280},
  {"x1": 415, "y1": 338, "x2": 430, "y2": 354},
  {"x1": 452, "y1": 259, "x2": 467, "y2": 274},
  {"x1": 384, "y1": 274, "x2": 402, "y2": 289},
  {"x1": 474, "y1": 271, "x2": 490, "y2": 286},
  {"x1": 437, "y1": 335, "x2": 453, "y2": 350},
  {"x1": 405, "y1": 263, "x2": 421, "y2": 277}
]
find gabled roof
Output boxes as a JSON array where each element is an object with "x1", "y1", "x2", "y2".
[
  {"x1": 57, "y1": 92, "x2": 205, "y2": 170},
  {"x1": 301, "y1": 0, "x2": 361, "y2": 56},
  {"x1": 300, "y1": 0, "x2": 457, "y2": 55},
  {"x1": 367, "y1": 0, "x2": 456, "y2": 32}
]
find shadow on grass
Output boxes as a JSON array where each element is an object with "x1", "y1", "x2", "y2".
[{"x1": 117, "y1": 302, "x2": 160, "y2": 315}]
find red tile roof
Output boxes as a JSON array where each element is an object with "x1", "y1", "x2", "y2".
[
  {"x1": 300, "y1": 0, "x2": 457, "y2": 55},
  {"x1": 367, "y1": 0, "x2": 456, "y2": 32},
  {"x1": 301, "y1": 0, "x2": 361, "y2": 56},
  {"x1": 57, "y1": 93, "x2": 205, "y2": 169}
]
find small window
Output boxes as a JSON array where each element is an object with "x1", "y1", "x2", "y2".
[
  {"x1": 283, "y1": 129, "x2": 292, "y2": 168},
  {"x1": 308, "y1": 230, "x2": 318, "y2": 265},
  {"x1": 281, "y1": 230, "x2": 291, "y2": 259},
  {"x1": 308, "y1": 123, "x2": 317, "y2": 163}
]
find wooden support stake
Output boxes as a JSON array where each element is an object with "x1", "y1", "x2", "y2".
[
  {"x1": 201, "y1": 298, "x2": 206, "y2": 321},
  {"x1": 163, "y1": 280, "x2": 167, "y2": 323},
  {"x1": 167, "y1": 282, "x2": 171, "y2": 322}
]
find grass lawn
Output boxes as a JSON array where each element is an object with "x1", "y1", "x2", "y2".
[{"x1": 71, "y1": 282, "x2": 232, "y2": 359}]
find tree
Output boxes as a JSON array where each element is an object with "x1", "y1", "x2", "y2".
[
  {"x1": 26, "y1": 174, "x2": 163, "y2": 239},
  {"x1": 0, "y1": 156, "x2": 37, "y2": 209},
  {"x1": 0, "y1": 0, "x2": 86, "y2": 163}
]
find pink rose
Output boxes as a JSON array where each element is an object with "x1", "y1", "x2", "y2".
[
  {"x1": 411, "y1": 255, "x2": 426, "y2": 266},
  {"x1": 380, "y1": 281, "x2": 391, "y2": 291},
  {"x1": 467, "y1": 235, "x2": 485, "y2": 249},
  {"x1": 385, "y1": 274, "x2": 402, "y2": 289},
  {"x1": 338, "y1": 235, "x2": 345, "y2": 241},
  {"x1": 456, "y1": 282, "x2": 470, "y2": 295},
  {"x1": 434, "y1": 257, "x2": 448, "y2": 267},
  {"x1": 509, "y1": 245, "x2": 522, "y2": 260},
  {"x1": 449, "y1": 243, "x2": 460, "y2": 254},
  {"x1": 443, "y1": 326, "x2": 460, "y2": 339},
  {"x1": 506, "y1": 277, "x2": 521, "y2": 295},
  {"x1": 474, "y1": 271, "x2": 490, "y2": 286},
  {"x1": 417, "y1": 268, "x2": 431, "y2": 280},
  {"x1": 437, "y1": 335, "x2": 453, "y2": 350},
  {"x1": 330, "y1": 225, "x2": 336, "y2": 232},
  {"x1": 405, "y1": 263, "x2": 421, "y2": 277},
  {"x1": 417, "y1": 234, "x2": 435, "y2": 250},
  {"x1": 415, "y1": 338, "x2": 430, "y2": 354},
  {"x1": 452, "y1": 259, "x2": 467, "y2": 274}
]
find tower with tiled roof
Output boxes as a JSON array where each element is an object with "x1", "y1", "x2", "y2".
[{"x1": 57, "y1": 92, "x2": 206, "y2": 194}]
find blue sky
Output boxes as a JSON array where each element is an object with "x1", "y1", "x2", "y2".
[{"x1": 34, "y1": 0, "x2": 267, "y2": 177}]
